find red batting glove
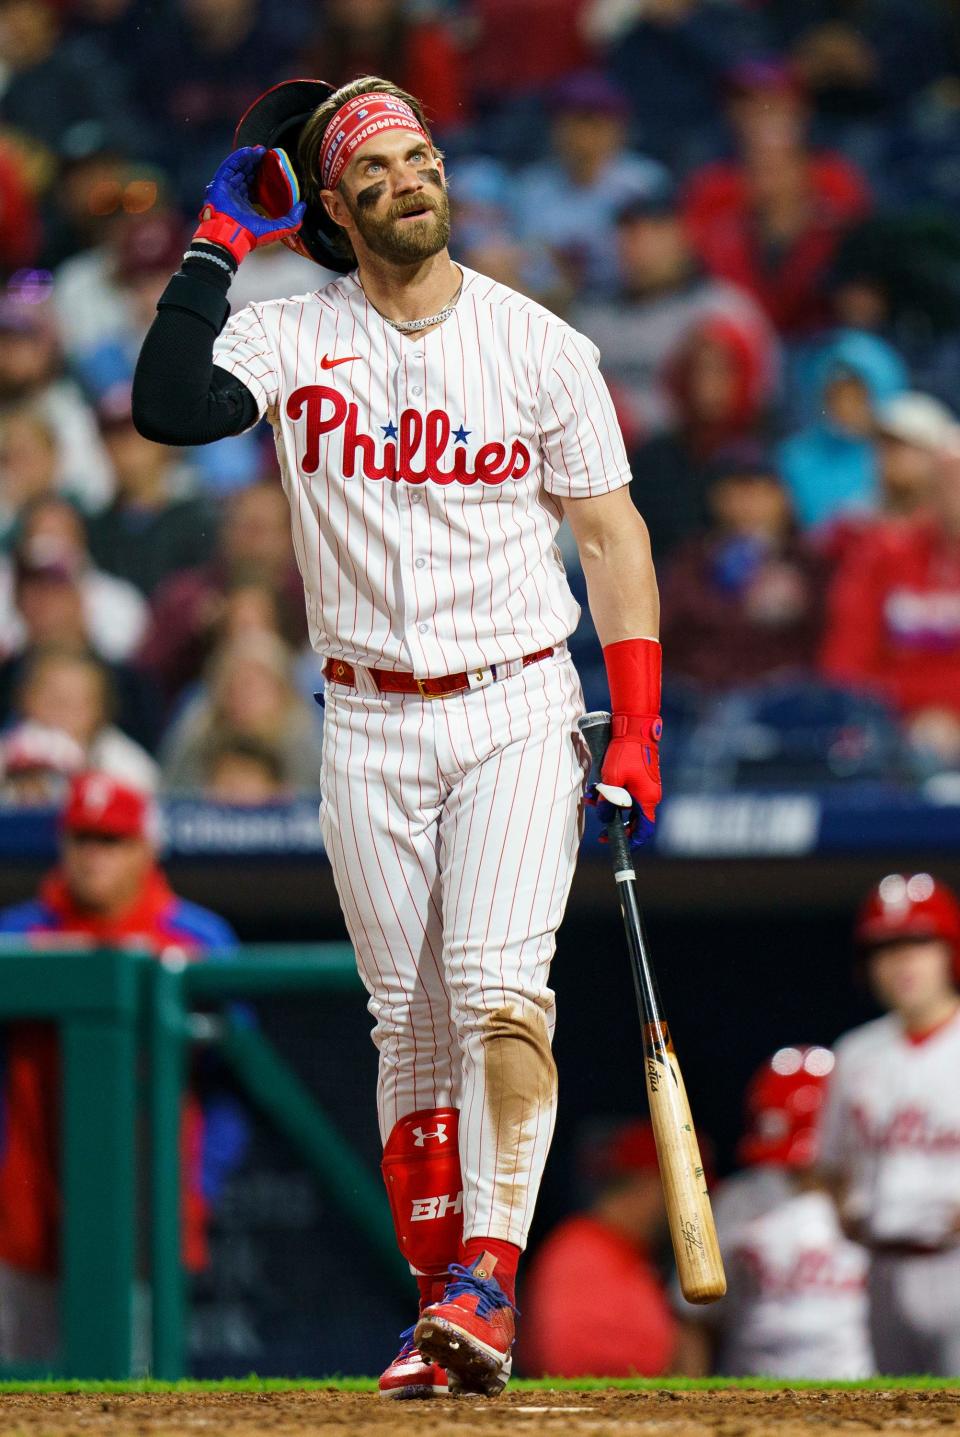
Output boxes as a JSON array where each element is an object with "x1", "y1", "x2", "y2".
[{"x1": 601, "y1": 637, "x2": 663, "y2": 824}]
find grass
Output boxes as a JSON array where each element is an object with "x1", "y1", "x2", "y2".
[{"x1": 0, "y1": 1376, "x2": 958, "y2": 1394}]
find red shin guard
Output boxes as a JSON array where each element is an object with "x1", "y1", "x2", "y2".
[{"x1": 382, "y1": 1108, "x2": 463, "y2": 1303}]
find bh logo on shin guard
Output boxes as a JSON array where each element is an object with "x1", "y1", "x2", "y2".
[
  {"x1": 411, "y1": 1191, "x2": 464, "y2": 1222},
  {"x1": 412, "y1": 1123, "x2": 449, "y2": 1146}
]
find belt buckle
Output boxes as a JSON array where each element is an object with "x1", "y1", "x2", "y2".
[{"x1": 416, "y1": 677, "x2": 443, "y2": 700}]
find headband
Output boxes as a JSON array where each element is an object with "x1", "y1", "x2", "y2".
[{"x1": 319, "y1": 92, "x2": 431, "y2": 191}]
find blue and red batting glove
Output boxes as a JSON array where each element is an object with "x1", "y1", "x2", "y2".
[
  {"x1": 193, "y1": 147, "x2": 306, "y2": 265},
  {"x1": 585, "y1": 637, "x2": 663, "y2": 849}
]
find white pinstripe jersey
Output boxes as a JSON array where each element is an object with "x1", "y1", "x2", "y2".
[
  {"x1": 818, "y1": 1011, "x2": 960, "y2": 1243},
  {"x1": 212, "y1": 265, "x2": 631, "y2": 673}
]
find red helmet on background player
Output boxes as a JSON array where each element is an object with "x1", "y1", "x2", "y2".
[
  {"x1": 855, "y1": 873, "x2": 960, "y2": 981},
  {"x1": 737, "y1": 1046, "x2": 834, "y2": 1168}
]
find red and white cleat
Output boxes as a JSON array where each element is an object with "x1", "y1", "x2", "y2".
[
  {"x1": 378, "y1": 1327, "x2": 449, "y2": 1399},
  {"x1": 414, "y1": 1254, "x2": 516, "y2": 1397}
]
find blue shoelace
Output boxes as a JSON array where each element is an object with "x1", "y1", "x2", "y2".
[
  {"x1": 437, "y1": 1261, "x2": 519, "y2": 1318},
  {"x1": 397, "y1": 1324, "x2": 418, "y2": 1355}
]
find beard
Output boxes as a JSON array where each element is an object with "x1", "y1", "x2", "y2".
[{"x1": 348, "y1": 183, "x2": 451, "y2": 264}]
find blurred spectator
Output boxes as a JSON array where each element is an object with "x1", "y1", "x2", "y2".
[
  {"x1": 449, "y1": 157, "x2": 564, "y2": 309},
  {"x1": 88, "y1": 385, "x2": 217, "y2": 597},
  {"x1": 204, "y1": 733, "x2": 288, "y2": 805},
  {"x1": 572, "y1": 179, "x2": 777, "y2": 444},
  {"x1": 467, "y1": 0, "x2": 589, "y2": 110},
  {"x1": 0, "y1": 406, "x2": 59, "y2": 544},
  {"x1": 629, "y1": 310, "x2": 778, "y2": 562},
  {"x1": 0, "y1": 499, "x2": 147, "y2": 661},
  {"x1": 683, "y1": 60, "x2": 871, "y2": 335},
  {"x1": 40, "y1": 141, "x2": 163, "y2": 273},
  {"x1": 132, "y1": 0, "x2": 296, "y2": 204},
  {"x1": 660, "y1": 445, "x2": 827, "y2": 691},
  {"x1": 512, "y1": 72, "x2": 670, "y2": 296},
  {"x1": 160, "y1": 633, "x2": 323, "y2": 793},
  {"x1": 10, "y1": 648, "x2": 159, "y2": 790},
  {"x1": 302, "y1": 0, "x2": 466, "y2": 134},
  {"x1": 777, "y1": 329, "x2": 907, "y2": 529},
  {"x1": 521, "y1": 1120, "x2": 677, "y2": 1377},
  {"x1": 137, "y1": 479, "x2": 305, "y2": 707},
  {"x1": 0, "y1": 0, "x2": 133, "y2": 160},
  {"x1": 54, "y1": 209, "x2": 187, "y2": 390},
  {"x1": 820, "y1": 435, "x2": 960, "y2": 769},
  {"x1": 0, "y1": 771, "x2": 243, "y2": 1365},
  {"x1": 0, "y1": 721, "x2": 84, "y2": 807},
  {"x1": 598, "y1": 0, "x2": 771, "y2": 167},
  {"x1": 0, "y1": 280, "x2": 113, "y2": 513},
  {"x1": 817, "y1": 392, "x2": 958, "y2": 569},
  {"x1": 773, "y1": 2, "x2": 946, "y2": 123},
  {"x1": 675, "y1": 1046, "x2": 871, "y2": 1378}
]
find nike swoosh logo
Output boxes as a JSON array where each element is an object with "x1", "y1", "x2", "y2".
[{"x1": 320, "y1": 354, "x2": 362, "y2": 369}]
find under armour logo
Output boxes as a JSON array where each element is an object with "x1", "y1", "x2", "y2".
[{"x1": 412, "y1": 1123, "x2": 448, "y2": 1146}]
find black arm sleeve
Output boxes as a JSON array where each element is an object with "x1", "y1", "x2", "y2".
[{"x1": 132, "y1": 248, "x2": 260, "y2": 446}]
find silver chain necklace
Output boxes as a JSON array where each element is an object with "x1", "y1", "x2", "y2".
[{"x1": 373, "y1": 275, "x2": 464, "y2": 334}]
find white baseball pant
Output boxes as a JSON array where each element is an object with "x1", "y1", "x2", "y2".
[{"x1": 319, "y1": 646, "x2": 589, "y2": 1249}]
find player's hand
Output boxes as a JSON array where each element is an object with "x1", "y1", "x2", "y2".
[
  {"x1": 588, "y1": 713, "x2": 662, "y2": 848},
  {"x1": 194, "y1": 147, "x2": 306, "y2": 265}
]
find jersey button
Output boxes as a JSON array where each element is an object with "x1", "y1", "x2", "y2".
[
  {"x1": 418, "y1": 622, "x2": 429, "y2": 634},
  {"x1": 411, "y1": 493, "x2": 423, "y2": 504},
  {"x1": 411, "y1": 385, "x2": 423, "y2": 397},
  {"x1": 415, "y1": 557, "x2": 426, "y2": 569}
]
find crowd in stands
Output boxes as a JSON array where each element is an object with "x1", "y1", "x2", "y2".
[{"x1": 3, "y1": 0, "x2": 960, "y2": 803}]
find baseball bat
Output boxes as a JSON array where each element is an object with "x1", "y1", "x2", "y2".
[{"x1": 579, "y1": 710, "x2": 726, "y2": 1303}]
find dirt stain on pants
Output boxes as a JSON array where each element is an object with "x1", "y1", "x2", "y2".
[{"x1": 480, "y1": 1003, "x2": 558, "y2": 1228}]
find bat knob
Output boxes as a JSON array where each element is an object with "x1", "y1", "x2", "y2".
[{"x1": 595, "y1": 782, "x2": 632, "y2": 809}]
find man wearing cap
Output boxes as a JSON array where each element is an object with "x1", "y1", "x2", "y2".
[
  {"x1": 818, "y1": 874, "x2": 960, "y2": 1375},
  {"x1": 821, "y1": 419, "x2": 960, "y2": 768},
  {"x1": 521, "y1": 1120, "x2": 677, "y2": 1378},
  {"x1": 570, "y1": 182, "x2": 775, "y2": 445},
  {"x1": 513, "y1": 71, "x2": 670, "y2": 295},
  {"x1": 0, "y1": 771, "x2": 238, "y2": 1364}
]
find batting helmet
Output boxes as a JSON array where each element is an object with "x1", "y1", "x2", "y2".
[
  {"x1": 737, "y1": 1045, "x2": 834, "y2": 1168},
  {"x1": 233, "y1": 78, "x2": 352, "y2": 273},
  {"x1": 855, "y1": 873, "x2": 960, "y2": 980}
]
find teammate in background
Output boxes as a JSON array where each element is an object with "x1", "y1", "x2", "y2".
[
  {"x1": 0, "y1": 772, "x2": 244, "y2": 1366},
  {"x1": 818, "y1": 874, "x2": 960, "y2": 1376},
  {"x1": 132, "y1": 75, "x2": 662, "y2": 1397},
  {"x1": 521, "y1": 1120, "x2": 677, "y2": 1378},
  {"x1": 676, "y1": 1047, "x2": 872, "y2": 1379}
]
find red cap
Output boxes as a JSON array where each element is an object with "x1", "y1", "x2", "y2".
[
  {"x1": 62, "y1": 772, "x2": 151, "y2": 839},
  {"x1": 855, "y1": 874, "x2": 960, "y2": 980},
  {"x1": 738, "y1": 1046, "x2": 834, "y2": 1169}
]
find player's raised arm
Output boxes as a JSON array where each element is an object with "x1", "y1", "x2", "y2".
[{"x1": 132, "y1": 146, "x2": 304, "y2": 446}]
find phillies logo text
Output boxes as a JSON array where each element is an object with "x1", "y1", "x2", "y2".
[{"x1": 286, "y1": 385, "x2": 532, "y2": 486}]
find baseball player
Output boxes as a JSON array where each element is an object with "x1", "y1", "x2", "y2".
[
  {"x1": 818, "y1": 873, "x2": 960, "y2": 1376},
  {"x1": 675, "y1": 1047, "x2": 872, "y2": 1379},
  {"x1": 132, "y1": 76, "x2": 662, "y2": 1397}
]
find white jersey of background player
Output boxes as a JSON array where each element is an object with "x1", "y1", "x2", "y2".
[
  {"x1": 137, "y1": 75, "x2": 664, "y2": 1398},
  {"x1": 676, "y1": 1047, "x2": 872, "y2": 1379},
  {"x1": 818, "y1": 873, "x2": 960, "y2": 1376}
]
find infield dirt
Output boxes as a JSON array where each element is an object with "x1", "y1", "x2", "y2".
[{"x1": 1, "y1": 1389, "x2": 960, "y2": 1437}]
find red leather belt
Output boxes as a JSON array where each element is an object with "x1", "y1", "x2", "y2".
[{"x1": 323, "y1": 647, "x2": 554, "y2": 699}]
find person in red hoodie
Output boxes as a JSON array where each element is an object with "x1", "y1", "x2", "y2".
[
  {"x1": 0, "y1": 772, "x2": 242, "y2": 1365},
  {"x1": 820, "y1": 432, "x2": 960, "y2": 768},
  {"x1": 683, "y1": 60, "x2": 870, "y2": 336},
  {"x1": 520, "y1": 1121, "x2": 678, "y2": 1378}
]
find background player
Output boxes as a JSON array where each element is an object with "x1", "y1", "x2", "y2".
[
  {"x1": 132, "y1": 75, "x2": 662, "y2": 1397},
  {"x1": 676, "y1": 1046, "x2": 872, "y2": 1379},
  {"x1": 0, "y1": 772, "x2": 242, "y2": 1367},
  {"x1": 818, "y1": 874, "x2": 960, "y2": 1376}
]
